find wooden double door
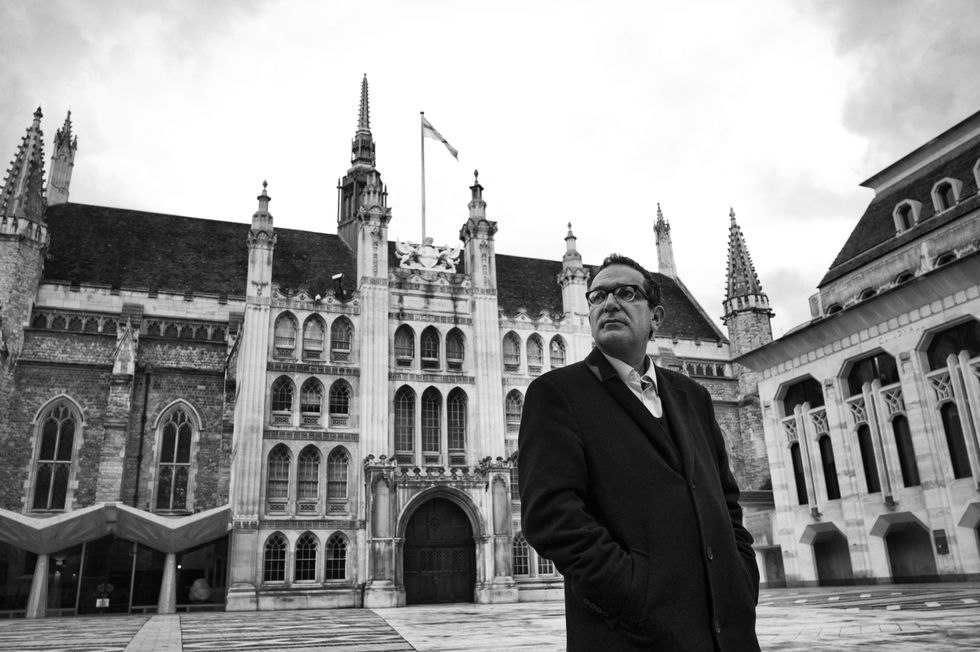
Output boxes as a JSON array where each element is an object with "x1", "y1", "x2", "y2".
[{"x1": 403, "y1": 498, "x2": 475, "y2": 604}]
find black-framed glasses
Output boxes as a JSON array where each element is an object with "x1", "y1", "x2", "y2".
[{"x1": 585, "y1": 284, "x2": 648, "y2": 306}]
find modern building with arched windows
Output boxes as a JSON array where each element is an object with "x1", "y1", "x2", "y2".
[
  {"x1": 738, "y1": 110, "x2": 980, "y2": 586},
  {"x1": 0, "y1": 79, "x2": 775, "y2": 616}
]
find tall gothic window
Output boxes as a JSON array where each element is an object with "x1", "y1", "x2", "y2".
[
  {"x1": 302, "y1": 316, "x2": 325, "y2": 360},
  {"x1": 274, "y1": 312, "x2": 298, "y2": 356},
  {"x1": 526, "y1": 335, "x2": 544, "y2": 373},
  {"x1": 266, "y1": 445, "x2": 290, "y2": 502},
  {"x1": 422, "y1": 388, "x2": 442, "y2": 455},
  {"x1": 327, "y1": 447, "x2": 349, "y2": 501},
  {"x1": 550, "y1": 336, "x2": 566, "y2": 369},
  {"x1": 263, "y1": 533, "x2": 287, "y2": 582},
  {"x1": 505, "y1": 390, "x2": 524, "y2": 431},
  {"x1": 446, "y1": 328, "x2": 465, "y2": 371},
  {"x1": 856, "y1": 425, "x2": 881, "y2": 494},
  {"x1": 818, "y1": 435, "x2": 841, "y2": 500},
  {"x1": 297, "y1": 446, "x2": 320, "y2": 502},
  {"x1": 512, "y1": 534, "x2": 530, "y2": 576},
  {"x1": 394, "y1": 325, "x2": 415, "y2": 367},
  {"x1": 300, "y1": 378, "x2": 323, "y2": 427},
  {"x1": 940, "y1": 403, "x2": 971, "y2": 479},
  {"x1": 537, "y1": 555, "x2": 556, "y2": 576},
  {"x1": 447, "y1": 389, "x2": 467, "y2": 462},
  {"x1": 270, "y1": 377, "x2": 294, "y2": 426},
  {"x1": 790, "y1": 442, "x2": 807, "y2": 505},
  {"x1": 782, "y1": 377, "x2": 824, "y2": 415},
  {"x1": 330, "y1": 317, "x2": 353, "y2": 363},
  {"x1": 328, "y1": 380, "x2": 351, "y2": 427},
  {"x1": 502, "y1": 332, "x2": 521, "y2": 372},
  {"x1": 394, "y1": 386, "x2": 416, "y2": 457},
  {"x1": 421, "y1": 327, "x2": 440, "y2": 370},
  {"x1": 893, "y1": 416, "x2": 920, "y2": 487},
  {"x1": 295, "y1": 532, "x2": 318, "y2": 582},
  {"x1": 32, "y1": 403, "x2": 78, "y2": 511},
  {"x1": 325, "y1": 534, "x2": 347, "y2": 580},
  {"x1": 847, "y1": 352, "x2": 899, "y2": 397},
  {"x1": 156, "y1": 407, "x2": 193, "y2": 511}
]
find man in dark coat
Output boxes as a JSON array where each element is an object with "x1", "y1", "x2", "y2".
[{"x1": 519, "y1": 254, "x2": 760, "y2": 651}]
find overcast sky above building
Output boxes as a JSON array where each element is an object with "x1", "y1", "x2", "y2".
[{"x1": 2, "y1": 0, "x2": 980, "y2": 337}]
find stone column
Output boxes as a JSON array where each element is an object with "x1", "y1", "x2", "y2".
[
  {"x1": 25, "y1": 553, "x2": 49, "y2": 618},
  {"x1": 157, "y1": 552, "x2": 177, "y2": 614}
]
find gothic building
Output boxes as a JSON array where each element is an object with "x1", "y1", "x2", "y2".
[
  {"x1": 738, "y1": 110, "x2": 980, "y2": 586},
  {"x1": 0, "y1": 79, "x2": 773, "y2": 617}
]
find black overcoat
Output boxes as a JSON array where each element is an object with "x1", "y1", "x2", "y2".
[{"x1": 518, "y1": 348, "x2": 760, "y2": 651}]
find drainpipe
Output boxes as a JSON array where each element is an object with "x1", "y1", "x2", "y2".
[{"x1": 132, "y1": 367, "x2": 152, "y2": 508}]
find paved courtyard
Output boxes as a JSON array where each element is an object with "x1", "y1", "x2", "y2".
[{"x1": 0, "y1": 583, "x2": 978, "y2": 651}]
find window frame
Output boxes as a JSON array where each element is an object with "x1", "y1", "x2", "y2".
[
  {"x1": 29, "y1": 400, "x2": 83, "y2": 513},
  {"x1": 153, "y1": 404, "x2": 198, "y2": 513}
]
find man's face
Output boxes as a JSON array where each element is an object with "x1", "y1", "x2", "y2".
[{"x1": 588, "y1": 264, "x2": 663, "y2": 366}]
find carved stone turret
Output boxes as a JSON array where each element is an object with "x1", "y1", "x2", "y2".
[
  {"x1": 654, "y1": 203, "x2": 677, "y2": 278},
  {"x1": 722, "y1": 207, "x2": 773, "y2": 358},
  {"x1": 46, "y1": 111, "x2": 77, "y2": 206},
  {"x1": 338, "y1": 75, "x2": 385, "y2": 250},
  {"x1": 459, "y1": 171, "x2": 498, "y2": 291}
]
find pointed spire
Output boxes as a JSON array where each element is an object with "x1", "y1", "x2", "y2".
[
  {"x1": 0, "y1": 107, "x2": 47, "y2": 222},
  {"x1": 47, "y1": 110, "x2": 78, "y2": 206},
  {"x1": 725, "y1": 207, "x2": 765, "y2": 299},
  {"x1": 653, "y1": 202, "x2": 677, "y2": 278},
  {"x1": 350, "y1": 75, "x2": 376, "y2": 169},
  {"x1": 358, "y1": 74, "x2": 370, "y2": 132},
  {"x1": 250, "y1": 180, "x2": 274, "y2": 238},
  {"x1": 722, "y1": 207, "x2": 773, "y2": 350}
]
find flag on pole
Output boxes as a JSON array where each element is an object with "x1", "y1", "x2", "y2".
[{"x1": 421, "y1": 115, "x2": 459, "y2": 160}]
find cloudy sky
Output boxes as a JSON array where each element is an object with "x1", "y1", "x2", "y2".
[{"x1": 3, "y1": 0, "x2": 980, "y2": 337}]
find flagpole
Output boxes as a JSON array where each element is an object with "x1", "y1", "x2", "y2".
[{"x1": 420, "y1": 111, "x2": 426, "y2": 241}]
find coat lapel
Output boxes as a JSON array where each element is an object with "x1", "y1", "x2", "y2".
[
  {"x1": 655, "y1": 367, "x2": 696, "y2": 480},
  {"x1": 585, "y1": 349, "x2": 684, "y2": 474}
]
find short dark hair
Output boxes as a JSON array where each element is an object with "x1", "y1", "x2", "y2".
[{"x1": 589, "y1": 254, "x2": 662, "y2": 308}]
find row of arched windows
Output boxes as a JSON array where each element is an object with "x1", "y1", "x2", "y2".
[
  {"x1": 263, "y1": 531, "x2": 348, "y2": 583},
  {"x1": 270, "y1": 377, "x2": 352, "y2": 427},
  {"x1": 395, "y1": 325, "x2": 466, "y2": 371},
  {"x1": 274, "y1": 313, "x2": 353, "y2": 362},
  {"x1": 266, "y1": 445, "x2": 350, "y2": 510},
  {"x1": 502, "y1": 332, "x2": 565, "y2": 374}
]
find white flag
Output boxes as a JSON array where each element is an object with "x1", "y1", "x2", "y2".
[{"x1": 421, "y1": 115, "x2": 459, "y2": 160}]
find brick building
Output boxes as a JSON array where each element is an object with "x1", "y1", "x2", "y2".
[
  {"x1": 0, "y1": 79, "x2": 773, "y2": 617},
  {"x1": 738, "y1": 110, "x2": 980, "y2": 586}
]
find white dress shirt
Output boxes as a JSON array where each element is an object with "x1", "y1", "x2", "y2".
[{"x1": 601, "y1": 352, "x2": 663, "y2": 419}]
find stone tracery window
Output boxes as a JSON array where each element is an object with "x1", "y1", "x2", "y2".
[
  {"x1": 421, "y1": 327, "x2": 440, "y2": 370},
  {"x1": 446, "y1": 328, "x2": 465, "y2": 371},
  {"x1": 328, "y1": 380, "x2": 351, "y2": 427},
  {"x1": 512, "y1": 534, "x2": 530, "y2": 576},
  {"x1": 395, "y1": 325, "x2": 415, "y2": 367},
  {"x1": 325, "y1": 533, "x2": 347, "y2": 580},
  {"x1": 448, "y1": 388, "x2": 467, "y2": 465},
  {"x1": 394, "y1": 386, "x2": 416, "y2": 459},
  {"x1": 526, "y1": 334, "x2": 544, "y2": 373},
  {"x1": 300, "y1": 378, "x2": 323, "y2": 426},
  {"x1": 155, "y1": 406, "x2": 194, "y2": 511},
  {"x1": 302, "y1": 315, "x2": 325, "y2": 360},
  {"x1": 503, "y1": 332, "x2": 521, "y2": 372},
  {"x1": 330, "y1": 317, "x2": 353, "y2": 363},
  {"x1": 31, "y1": 402, "x2": 78, "y2": 511},
  {"x1": 505, "y1": 389, "x2": 523, "y2": 432},
  {"x1": 274, "y1": 312, "x2": 298, "y2": 357},
  {"x1": 266, "y1": 444, "x2": 290, "y2": 503},
  {"x1": 294, "y1": 532, "x2": 318, "y2": 582},
  {"x1": 270, "y1": 377, "x2": 294, "y2": 425},
  {"x1": 263, "y1": 533, "x2": 287, "y2": 582},
  {"x1": 297, "y1": 445, "x2": 320, "y2": 502},
  {"x1": 550, "y1": 336, "x2": 566, "y2": 368},
  {"x1": 327, "y1": 447, "x2": 350, "y2": 502},
  {"x1": 422, "y1": 387, "x2": 442, "y2": 457}
]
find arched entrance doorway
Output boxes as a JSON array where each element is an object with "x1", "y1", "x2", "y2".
[
  {"x1": 885, "y1": 525, "x2": 938, "y2": 582},
  {"x1": 403, "y1": 497, "x2": 475, "y2": 604},
  {"x1": 813, "y1": 532, "x2": 854, "y2": 586}
]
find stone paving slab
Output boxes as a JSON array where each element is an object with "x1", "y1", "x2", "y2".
[{"x1": 0, "y1": 614, "x2": 148, "y2": 652}]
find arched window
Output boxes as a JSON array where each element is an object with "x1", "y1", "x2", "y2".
[
  {"x1": 270, "y1": 377, "x2": 294, "y2": 425},
  {"x1": 266, "y1": 444, "x2": 290, "y2": 502},
  {"x1": 858, "y1": 288, "x2": 877, "y2": 301},
  {"x1": 846, "y1": 351, "x2": 899, "y2": 397},
  {"x1": 895, "y1": 203, "x2": 914, "y2": 232},
  {"x1": 782, "y1": 377, "x2": 824, "y2": 416},
  {"x1": 295, "y1": 532, "x2": 318, "y2": 582},
  {"x1": 31, "y1": 402, "x2": 78, "y2": 511},
  {"x1": 526, "y1": 335, "x2": 544, "y2": 373},
  {"x1": 894, "y1": 270, "x2": 915, "y2": 285},
  {"x1": 328, "y1": 380, "x2": 351, "y2": 427},
  {"x1": 422, "y1": 387, "x2": 442, "y2": 456},
  {"x1": 790, "y1": 442, "x2": 807, "y2": 506},
  {"x1": 330, "y1": 317, "x2": 353, "y2": 363},
  {"x1": 274, "y1": 312, "x2": 298, "y2": 357},
  {"x1": 297, "y1": 446, "x2": 320, "y2": 502},
  {"x1": 926, "y1": 320, "x2": 980, "y2": 370},
  {"x1": 856, "y1": 424, "x2": 880, "y2": 494},
  {"x1": 825, "y1": 303, "x2": 843, "y2": 316},
  {"x1": 263, "y1": 533, "x2": 287, "y2": 582},
  {"x1": 934, "y1": 180, "x2": 957, "y2": 211},
  {"x1": 394, "y1": 325, "x2": 415, "y2": 367},
  {"x1": 394, "y1": 386, "x2": 416, "y2": 459},
  {"x1": 893, "y1": 416, "x2": 920, "y2": 487},
  {"x1": 537, "y1": 555, "x2": 556, "y2": 576},
  {"x1": 818, "y1": 435, "x2": 841, "y2": 500},
  {"x1": 503, "y1": 332, "x2": 521, "y2": 371},
  {"x1": 325, "y1": 534, "x2": 347, "y2": 580},
  {"x1": 934, "y1": 251, "x2": 956, "y2": 267},
  {"x1": 327, "y1": 447, "x2": 349, "y2": 501},
  {"x1": 448, "y1": 389, "x2": 467, "y2": 465},
  {"x1": 550, "y1": 336, "x2": 566, "y2": 368},
  {"x1": 446, "y1": 328, "x2": 465, "y2": 371},
  {"x1": 505, "y1": 390, "x2": 523, "y2": 432},
  {"x1": 302, "y1": 316, "x2": 325, "y2": 360},
  {"x1": 156, "y1": 407, "x2": 194, "y2": 511},
  {"x1": 940, "y1": 403, "x2": 971, "y2": 479},
  {"x1": 421, "y1": 327, "x2": 440, "y2": 370},
  {"x1": 300, "y1": 378, "x2": 323, "y2": 427},
  {"x1": 512, "y1": 534, "x2": 530, "y2": 576}
]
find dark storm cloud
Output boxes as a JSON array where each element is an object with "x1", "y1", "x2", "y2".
[{"x1": 807, "y1": 0, "x2": 980, "y2": 162}]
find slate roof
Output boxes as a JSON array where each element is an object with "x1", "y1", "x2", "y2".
[
  {"x1": 42, "y1": 203, "x2": 724, "y2": 341},
  {"x1": 820, "y1": 138, "x2": 980, "y2": 287}
]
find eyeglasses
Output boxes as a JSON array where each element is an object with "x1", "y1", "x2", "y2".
[{"x1": 585, "y1": 284, "x2": 648, "y2": 306}]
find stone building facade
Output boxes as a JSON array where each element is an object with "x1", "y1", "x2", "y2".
[
  {"x1": 0, "y1": 79, "x2": 773, "y2": 617},
  {"x1": 739, "y1": 110, "x2": 980, "y2": 586}
]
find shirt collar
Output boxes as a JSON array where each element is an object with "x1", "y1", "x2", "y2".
[{"x1": 600, "y1": 351, "x2": 657, "y2": 391}]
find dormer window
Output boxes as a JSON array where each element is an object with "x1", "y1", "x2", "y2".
[
  {"x1": 931, "y1": 178, "x2": 962, "y2": 213},
  {"x1": 934, "y1": 251, "x2": 956, "y2": 267},
  {"x1": 858, "y1": 288, "x2": 877, "y2": 301},
  {"x1": 894, "y1": 270, "x2": 914, "y2": 285},
  {"x1": 825, "y1": 303, "x2": 843, "y2": 316},
  {"x1": 892, "y1": 200, "x2": 921, "y2": 234}
]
